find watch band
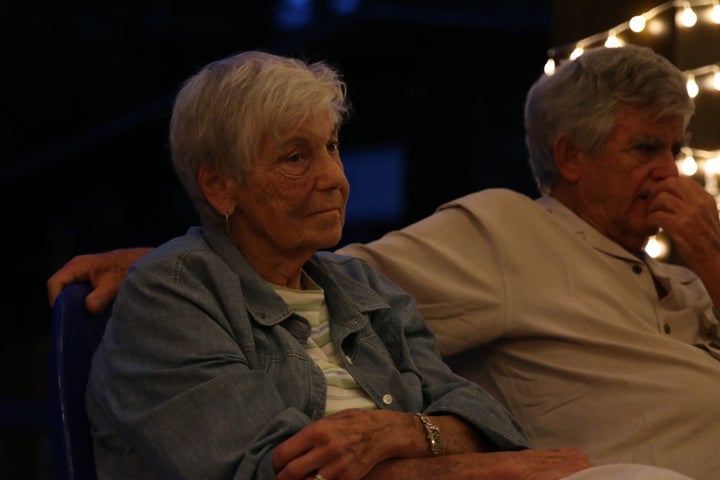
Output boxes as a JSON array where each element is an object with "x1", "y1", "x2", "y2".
[{"x1": 415, "y1": 412, "x2": 444, "y2": 456}]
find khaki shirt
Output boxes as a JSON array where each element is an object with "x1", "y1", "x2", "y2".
[{"x1": 338, "y1": 188, "x2": 720, "y2": 480}]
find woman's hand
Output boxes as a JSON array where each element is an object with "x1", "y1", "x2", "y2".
[{"x1": 273, "y1": 409, "x2": 421, "y2": 480}]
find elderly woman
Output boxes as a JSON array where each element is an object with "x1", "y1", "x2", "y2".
[
  {"x1": 85, "y1": 50, "x2": 527, "y2": 480},
  {"x1": 74, "y1": 50, "x2": 697, "y2": 480}
]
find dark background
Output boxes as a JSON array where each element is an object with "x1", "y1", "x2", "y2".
[
  {"x1": 4, "y1": 0, "x2": 717, "y2": 478},
  {"x1": 2, "y1": 2, "x2": 549, "y2": 476}
]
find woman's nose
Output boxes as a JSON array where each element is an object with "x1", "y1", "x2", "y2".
[{"x1": 316, "y1": 154, "x2": 347, "y2": 190}]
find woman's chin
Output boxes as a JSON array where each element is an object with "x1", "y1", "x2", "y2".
[{"x1": 313, "y1": 230, "x2": 343, "y2": 251}]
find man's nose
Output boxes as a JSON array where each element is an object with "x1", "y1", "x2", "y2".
[{"x1": 652, "y1": 151, "x2": 680, "y2": 179}]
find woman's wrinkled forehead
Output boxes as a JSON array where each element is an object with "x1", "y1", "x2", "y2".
[
  {"x1": 256, "y1": 108, "x2": 339, "y2": 156},
  {"x1": 270, "y1": 106, "x2": 340, "y2": 139}
]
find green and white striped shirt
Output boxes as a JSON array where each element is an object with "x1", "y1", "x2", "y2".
[{"x1": 272, "y1": 271, "x2": 377, "y2": 416}]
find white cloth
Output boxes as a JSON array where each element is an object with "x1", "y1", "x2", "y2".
[{"x1": 564, "y1": 464, "x2": 695, "y2": 480}]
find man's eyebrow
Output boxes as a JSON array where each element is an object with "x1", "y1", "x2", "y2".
[
  {"x1": 627, "y1": 134, "x2": 663, "y2": 145},
  {"x1": 628, "y1": 133, "x2": 688, "y2": 146}
]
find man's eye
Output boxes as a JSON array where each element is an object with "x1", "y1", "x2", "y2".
[
  {"x1": 327, "y1": 141, "x2": 340, "y2": 153},
  {"x1": 636, "y1": 144, "x2": 657, "y2": 153},
  {"x1": 288, "y1": 153, "x2": 303, "y2": 163},
  {"x1": 634, "y1": 143, "x2": 684, "y2": 160}
]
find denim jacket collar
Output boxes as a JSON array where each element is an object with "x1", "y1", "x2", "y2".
[{"x1": 200, "y1": 224, "x2": 390, "y2": 328}]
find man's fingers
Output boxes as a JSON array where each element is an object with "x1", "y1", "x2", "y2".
[
  {"x1": 47, "y1": 268, "x2": 88, "y2": 307},
  {"x1": 85, "y1": 286, "x2": 115, "y2": 314}
]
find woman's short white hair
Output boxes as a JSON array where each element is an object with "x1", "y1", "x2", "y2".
[{"x1": 169, "y1": 50, "x2": 349, "y2": 226}]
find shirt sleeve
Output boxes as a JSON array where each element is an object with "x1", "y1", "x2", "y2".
[{"x1": 337, "y1": 204, "x2": 507, "y2": 356}]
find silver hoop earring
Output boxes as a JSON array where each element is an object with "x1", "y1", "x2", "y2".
[{"x1": 224, "y1": 210, "x2": 231, "y2": 235}]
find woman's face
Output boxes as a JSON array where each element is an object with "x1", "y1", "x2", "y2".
[{"x1": 232, "y1": 109, "x2": 350, "y2": 260}]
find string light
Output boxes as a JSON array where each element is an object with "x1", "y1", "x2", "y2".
[
  {"x1": 684, "y1": 62, "x2": 720, "y2": 94},
  {"x1": 604, "y1": 30, "x2": 622, "y2": 47},
  {"x1": 679, "y1": 153, "x2": 698, "y2": 176},
  {"x1": 704, "y1": 154, "x2": 720, "y2": 175},
  {"x1": 569, "y1": 46, "x2": 584, "y2": 60},
  {"x1": 712, "y1": 2, "x2": 720, "y2": 22},
  {"x1": 629, "y1": 15, "x2": 647, "y2": 31},
  {"x1": 546, "y1": 0, "x2": 719, "y2": 61},
  {"x1": 544, "y1": 58, "x2": 556, "y2": 75},
  {"x1": 687, "y1": 74, "x2": 700, "y2": 97},
  {"x1": 679, "y1": 2, "x2": 699, "y2": 26},
  {"x1": 645, "y1": 234, "x2": 669, "y2": 260}
]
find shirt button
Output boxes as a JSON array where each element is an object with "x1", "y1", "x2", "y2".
[
  {"x1": 632, "y1": 264, "x2": 643, "y2": 274},
  {"x1": 382, "y1": 394, "x2": 393, "y2": 405},
  {"x1": 664, "y1": 324, "x2": 671, "y2": 334}
]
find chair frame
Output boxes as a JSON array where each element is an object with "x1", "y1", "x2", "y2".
[{"x1": 48, "y1": 282, "x2": 109, "y2": 480}]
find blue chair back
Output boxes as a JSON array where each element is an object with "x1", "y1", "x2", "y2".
[{"x1": 49, "y1": 282, "x2": 110, "y2": 480}]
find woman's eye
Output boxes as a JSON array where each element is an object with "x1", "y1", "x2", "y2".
[
  {"x1": 281, "y1": 153, "x2": 311, "y2": 175},
  {"x1": 327, "y1": 141, "x2": 340, "y2": 153}
]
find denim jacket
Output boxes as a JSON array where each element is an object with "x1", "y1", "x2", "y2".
[{"x1": 87, "y1": 225, "x2": 527, "y2": 479}]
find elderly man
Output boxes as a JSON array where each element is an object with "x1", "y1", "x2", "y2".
[{"x1": 340, "y1": 44, "x2": 720, "y2": 480}]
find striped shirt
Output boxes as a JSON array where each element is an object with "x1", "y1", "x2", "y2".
[{"x1": 271, "y1": 271, "x2": 377, "y2": 416}]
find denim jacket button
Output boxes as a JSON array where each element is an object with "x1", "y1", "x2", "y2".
[{"x1": 382, "y1": 394, "x2": 393, "y2": 405}]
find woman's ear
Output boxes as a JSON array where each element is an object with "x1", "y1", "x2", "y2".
[
  {"x1": 198, "y1": 164, "x2": 238, "y2": 215},
  {"x1": 553, "y1": 132, "x2": 583, "y2": 183}
]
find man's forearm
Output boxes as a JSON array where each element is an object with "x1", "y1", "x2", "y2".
[{"x1": 364, "y1": 448, "x2": 591, "y2": 480}]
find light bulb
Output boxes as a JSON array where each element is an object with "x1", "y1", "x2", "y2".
[
  {"x1": 686, "y1": 75, "x2": 699, "y2": 98},
  {"x1": 705, "y1": 156, "x2": 720, "y2": 175},
  {"x1": 544, "y1": 58, "x2": 556, "y2": 75},
  {"x1": 713, "y1": 4, "x2": 720, "y2": 24},
  {"x1": 679, "y1": 6, "x2": 697, "y2": 27},
  {"x1": 629, "y1": 15, "x2": 646, "y2": 32},
  {"x1": 604, "y1": 32, "x2": 622, "y2": 48},
  {"x1": 644, "y1": 235, "x2": 668, "y2": 259},
  {"x1": 714, "y1": 70, "x2": 720, "y2": 90},
  {"x1": 569, "y1": 47, "x2": 584, "y2": 60},
  {"x1": 679, "y1": 155, "x2": 698, "y2": 176}
]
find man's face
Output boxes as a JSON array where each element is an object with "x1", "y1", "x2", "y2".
[{"x1": 572, "y1": 104, "x2": 686, "y2": 252}]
